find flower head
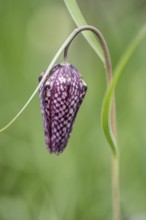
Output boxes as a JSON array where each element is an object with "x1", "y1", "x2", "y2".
[{"x1": 39, "y1": 64, "x2": 87, "y2": 154}]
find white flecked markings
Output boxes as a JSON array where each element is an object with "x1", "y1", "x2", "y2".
[{"x1": 39, "y1": 64, "x2": 87, "y2": 154}]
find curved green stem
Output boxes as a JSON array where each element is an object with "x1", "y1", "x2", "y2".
[
  {"x1": 102, "y1": 25, "x2": 146, "y2": 155},
  {"x1": 0, "y1": 29, "x2": 81, "y2": 132},
  {"x1": 63, "y1": 25, "x2": 120, "y2": 220},
  {"x1": 64, "y1": 0, "x2": 104, "y2": 63},
  {"x1": 0, "y1": 24, "x2": 120, "y2": 219}
]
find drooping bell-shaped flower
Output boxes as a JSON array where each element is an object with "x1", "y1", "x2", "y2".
[{"x1": 39, "y1": 64, "x2": 87, "y2": 154}]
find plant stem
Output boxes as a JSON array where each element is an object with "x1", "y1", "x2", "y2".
[
  {"x1": 111, "y1": 90, "x2": 120, "y2": 220},
  {"x1": 0, "y1": 28, "x2": 83, "y2": 132},
  {"x1": 64, "y1": 25, "x2": 120, "y2": 220},
  {"x1": 0, "y1": 24, "x2": 121, "y2": 219},
  {"x1": 112, "y1": 155, "x2": 120, "y2": 220}
]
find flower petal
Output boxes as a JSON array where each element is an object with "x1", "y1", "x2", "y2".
[{"x1": 39, "y1": 64, "x2": 87, "y2": 154}]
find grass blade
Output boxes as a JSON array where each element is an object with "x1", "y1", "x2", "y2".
[
  {"x1": 64, "y1": 0, "x2": 146, "y2": 154},
  {"x1": 101, "y1": 25, "x2": 146, "y2": 153},
  {"x1": 64, "y1": 0, "x2": 104, "y2": 63},
  {"x1": 0, "y1": 29, "x2": 80, "y2": 132}
]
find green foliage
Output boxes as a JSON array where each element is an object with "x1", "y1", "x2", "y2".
[
  {"x1": 1, "y1": 0, "x2": 146, "y2": 219},
  {"x1": 64, "y1": 0, "x2": 146, "y2": 157},
  {"x1": 64, "y1": 0, "x2": 104, "y2": 63},
  {"x1": 102, "y1": 25, "x2": 146, "y2": 156}
]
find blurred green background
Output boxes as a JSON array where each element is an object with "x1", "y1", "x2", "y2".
[{"x1": 0, "y1": 0, "x2": 146, "y2": 219}]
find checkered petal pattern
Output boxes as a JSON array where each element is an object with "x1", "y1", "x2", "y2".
[{"x1": 39, "y1": 64, "x2": 87, "y2": 154}]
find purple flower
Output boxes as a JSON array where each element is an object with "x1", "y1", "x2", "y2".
[{"x1": 39, "y1": 64, "x2": 87, "y2": 154}]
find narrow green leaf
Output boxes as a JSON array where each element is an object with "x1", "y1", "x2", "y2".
[
  {"x1": 101, "y1": 25, "x2": 146, "y2": 154},
  {"x1": 64, "y1": 0, "x2": 117, "y2": 155},
  {"x1": 64, "y1": 0, "x2": 146, "y2": 155},
  {"x1": 64, "y1": 0, "x2": 104, "y2": 63},
  {"x1": 0, "y1": 29, "x2": 80, "y2": 132}
]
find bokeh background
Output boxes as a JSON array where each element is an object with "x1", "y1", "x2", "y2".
[{"x1": 0, "y1": 0, "x2": 146, "y2": 219}]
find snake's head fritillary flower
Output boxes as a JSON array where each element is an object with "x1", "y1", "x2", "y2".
[{"x1": 38, "y1": 64, "x2": 87, "y2": 154}]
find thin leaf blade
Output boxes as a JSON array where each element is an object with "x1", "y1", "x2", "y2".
[
  {"x1": 102, "y1": 25, "x2": 146, "y2": 154},
  {"x1": 64, "y1": 0, "x2": 146, "y2": 155},
  {"x1": 64, "y1": 0, "x2": 104, "y2": 63}
]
